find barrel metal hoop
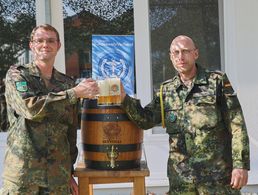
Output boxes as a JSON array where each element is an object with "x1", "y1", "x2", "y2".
[
  {"x1": 83, "y1": 99, "x2": 121, "y2": 109},
  {"x1": 83, "y1": 143, "x2": 142, "y2": 152},
  {"x1": 81, "y1": 113, "x2": 129, "y2": 121}
]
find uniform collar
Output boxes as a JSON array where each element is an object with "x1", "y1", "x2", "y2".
[
  {"x1": 27, "y1": 62, "x2": 41, "y2": 77},
  {"x1": 173, "y1": 64, "x2": 208, "y2": 89},
  {"x1": 194, "y1": 64, "x2": 209, "y2": 85},
  {"x1": 26, "y1": 62, "x2": 69, "y2": 82}
]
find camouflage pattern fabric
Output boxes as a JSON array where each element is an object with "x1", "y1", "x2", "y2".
[
  {"x1": 0, "y1": 79, "x2": 9, "y2": 131},
  {"x1": 0, "y1": 180, "x2": 70, "y2": 195},
  {"x1": 167, "y1": 178, "x2": 241, "y2": 195},
  {"x1": 1, "y1": 63, "x2": 78, "y2": 193},
  {"x1": 121, "y1": 65, "x2": 250, "y2": 194}
]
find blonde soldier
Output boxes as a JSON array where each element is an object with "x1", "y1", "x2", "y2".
[
  {"x1": 1, "y1": 24, "x2": 99, "y2": 195},
  {"x1": 121, "y1": 35, "x2": 250, "y2": 194}
]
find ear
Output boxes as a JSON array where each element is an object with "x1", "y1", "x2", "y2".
[
  {"x1": 29, "y1": 41, "x2": 34, "y2": 51},
  {"x1": 169, "y1": 52, "x2": 174, "y2": 62},
  {"x1": 57, "y1": 42, "x2": 61, "y2": 51},
  {"x1": 194, "y1": 49, "x2": 199, "y2": 60}
]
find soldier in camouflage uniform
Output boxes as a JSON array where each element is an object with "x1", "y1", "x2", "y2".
[
  {"x1": 0, "y1": 24, "x2": 99, "y2": 195},
  {"x1": 0, "y1": 78, "x2": 9, "y2": 131},
  {"x1": 121, "y1": 35, "x2": 250, "y2": 195}
]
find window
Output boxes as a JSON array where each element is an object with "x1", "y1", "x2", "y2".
[
  {"x1": 0, "y1": 0, "x2": 36, "y2": 78},
  {"x1": 62, "y1": 0, "x2": 134, "y2": 80},
  {"x1": 149, "y1": 0, "x2": 220, "y2": 133}
]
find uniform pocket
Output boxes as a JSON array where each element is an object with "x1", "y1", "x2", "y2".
[
  {"x1": 192, "y1": 92, "x2": 216, "y2": 105},
  {"x1": 187, "y1": 94, "x2": 220, "y2": 130}
]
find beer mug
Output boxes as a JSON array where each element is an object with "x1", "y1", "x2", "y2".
[{"x1": 97, "y1": 77, "x2": 121, "y2": 105}]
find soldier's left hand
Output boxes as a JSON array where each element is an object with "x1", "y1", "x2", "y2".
[{"x1": 230, "y1": 168, "x2": 248, "y2": 189}]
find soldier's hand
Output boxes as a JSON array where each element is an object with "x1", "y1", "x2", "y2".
[
  {"x1": 230, "y1": 168, "x2": 248, "y2": 189},
  {"x1": 73, "y1": 78, "x2": 99, "y2": 99}
]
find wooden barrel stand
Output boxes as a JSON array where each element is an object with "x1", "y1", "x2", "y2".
[{"x1": 74, "y1": 161, "x2": 150, "y2": 195}]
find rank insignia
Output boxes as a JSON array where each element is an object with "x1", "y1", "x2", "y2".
[
  {"x1": 15, "y1": 81, "x2": 28, "y2": 92},
  {"x1": 169, "y1": 112, "x2": 177, "y2": 122}
]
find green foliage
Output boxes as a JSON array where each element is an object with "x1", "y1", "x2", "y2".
[
  {"x1": 0, "y1": 0, "x2": 36, "y2": 78},
  {"x1": 149, "y1": 0, "x2": 221, "y2": 87},
  {"x1": 63, "y1": 1, "x2": 134, "y2": 60}
]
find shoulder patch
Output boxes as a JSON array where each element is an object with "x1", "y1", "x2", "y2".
[{"x1": 15, "y1": 81, "x2": 28, "y2": 92}]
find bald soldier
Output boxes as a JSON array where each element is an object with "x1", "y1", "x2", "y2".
[{"x1": 120, "y1": 35, "x2": 250, "y2": 194}]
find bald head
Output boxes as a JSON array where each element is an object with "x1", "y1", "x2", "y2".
[{"x1": 170, "y1": 35, "x2": 196, "y2": 51}]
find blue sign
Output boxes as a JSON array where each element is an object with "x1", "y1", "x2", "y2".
[{"x1": 92, "y1": 35, "x2": 135, "y2": 96}]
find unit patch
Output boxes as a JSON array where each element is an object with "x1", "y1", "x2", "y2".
[{"x1": 15, "y1": 81, "x2": 28, "y2": 92}]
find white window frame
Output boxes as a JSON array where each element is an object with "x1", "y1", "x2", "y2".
[{"x1": 35, "y1": 0, "x2": 66, "y2": 73}]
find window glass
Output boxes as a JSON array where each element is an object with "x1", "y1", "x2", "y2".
[
  {"x1": 149, "y1": 0, "x2": 220, "y2": 89},
  {"x1": 0, "y1": 0, "x2": 36, "y2": 78},
  {"x1": 62, "y1": 0, "x2": 134, "y2": 81},
  {"x1": 149, "y1": 0, "x2": 220, "y2": 133}
]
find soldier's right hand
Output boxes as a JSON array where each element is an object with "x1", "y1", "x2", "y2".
[{"x1": 73, "y1": 78, "x2": 99, "y2": 99}]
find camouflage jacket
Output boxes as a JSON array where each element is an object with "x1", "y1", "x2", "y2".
[
  {"x1": 121, "y1": 65, "x2": 250, "y2": 184},
  {"x1": 0, "y1": 79, "x2": 9, "y2": 131},
  {"x1": 3, "y1": 63, "x2": 78, "y2": 189}
]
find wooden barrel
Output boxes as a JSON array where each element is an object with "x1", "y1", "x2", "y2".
[{"x1": 81, "y1": 99, "x2": 143, "y2": 170}]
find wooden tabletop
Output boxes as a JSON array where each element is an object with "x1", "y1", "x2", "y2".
[{"x1": 74, "y1": 161, "x2": 150, "y2": 177}]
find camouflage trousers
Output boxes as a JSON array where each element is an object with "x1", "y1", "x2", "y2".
[
  {"x1": 167, "y1": 178, "x2": 241, "y2": 195},
  {"x1": 0, "y1": 180, "x2": 71, "y2": 195}
]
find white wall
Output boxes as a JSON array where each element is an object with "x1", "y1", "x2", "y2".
[
  {"x1": 223, "y1": 0, "x2": 258, "y2": 184},
  {"x1": 0, "y1": 133, "x2": 7, "y2": 186}
]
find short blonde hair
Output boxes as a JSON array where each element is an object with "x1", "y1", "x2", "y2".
[{"x1": 30, "y1": 24, "x2": 60, "y2": 42}]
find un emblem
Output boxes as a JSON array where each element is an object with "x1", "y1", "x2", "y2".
[{"x1": 98, "y1": 53, "x2": 129, "y2": 79}]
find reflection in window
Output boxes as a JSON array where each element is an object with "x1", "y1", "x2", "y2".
[
  {"x1": 149, "y1": 0, "x2": 220, "y2": 90},
  {"x1": 149, "y1": 0, "x2": 220, "y2": 133},
  {"x1": 62, "y1": 0, "x2": 134, "y2": 79},
  {"x1": 0, "y1": 0, "x2": 36, "y2": 78}
]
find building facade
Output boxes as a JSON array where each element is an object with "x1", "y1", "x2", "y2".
[{"x1": 0, "y1": 0, "x2": 258, "y2": 194}]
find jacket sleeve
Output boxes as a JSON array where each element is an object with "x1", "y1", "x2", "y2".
[
  {"x1": 5, "y1": 66, "x2": 77, "y2": 122},
  {"x1": 68, "y1": 102, "x2": 79, "y2": 174},
  {"x1": 0, "y1": 82, "x2": 9, "y2": 132},
  {"x1": 220, "y1": 73, "x2": 250, "y2": 170},
  {"x1": 121, "y1": 93, "x2": 162, "y2": 129}
]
